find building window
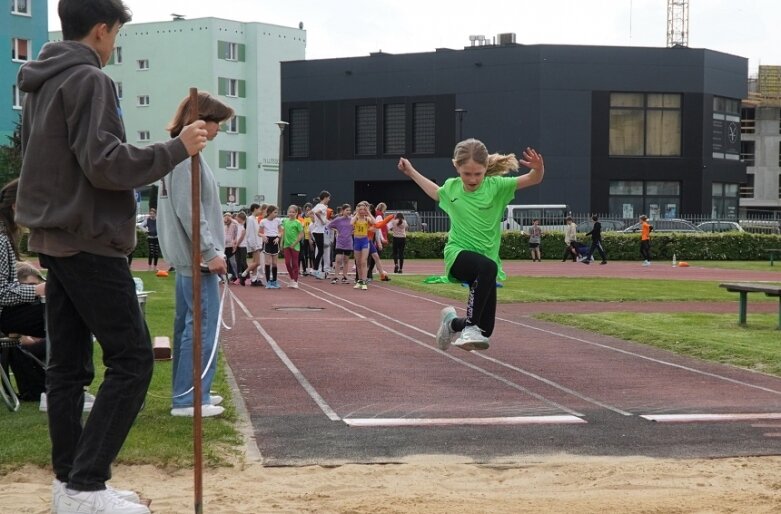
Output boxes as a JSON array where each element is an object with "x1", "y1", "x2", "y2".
[
  {"x1": 384, "y1": 103, "x2": 406, "y2": 154},
  {"x1": 711, "y1": 182, "x2": 738, "y2": 219},
  {"x1": 740, "y1": 107, "x2": 755, "y2": 134},
  {"x1": 227, "y1": 151, "x2": 238, "y2": 169},
  {"x1": 218, "y1": 77, "x2": 245, "y2": 98},
  {"x1": 740, "y1": 140, "x2": 755, "y2": 166},
  {"x1": 608, "y1": 180, "x2": 680, "y2": 219},
  {"x1": 779, "y1": 141, "x2": 781, "y2": 167},
  {"x1": 12, "y1": 38, "x2": 30, "y2": 61},
  {"x1": 609, "y1": 92, "x2": 681, "y2": 156},
  {"x1": 218, "y1": 41, "x2": 245, "y2": 62},
  {"x1": 225, "y1": 115, "x2": 245, "y2": 134},
  {"x1": 740, "y1": 174, "x2": 754, "y2": 199},
  {"x1": 11, "y1": 0, "x2": 29, "y2": 15},
  {"x1": 12, "y1": 85, "x2": 25, "y2": 109},
  {"x1": 412, "y1": 102, "x2": 435, "y2": 154},
  {"x1": 219, "y1": 151, "x2": 245, "y2": 169},
  {"x1": 220, "y1": 186, "x2": 246, "y2": 206},
  {"x1": 355, "y1": 105, "x2": 377, "y2": 156},
  {"x1": 138, "y1": 130, "x2": 150, "y2": 142},
  {"x1": 115, "y1": 82, "x2": 122, "y2": 100},
  {"x1": 137, "y1": 59, "x2": 149, "y2": 70},
  {"x1": 110, "y1": 47, "x2": 123, "y2": 65},
  {"x1": 137, "y1": 95, "x2": 150, "y2": 106},
  {"x1": 289, "y1": 109, "x2": 309, "y2": 158}
]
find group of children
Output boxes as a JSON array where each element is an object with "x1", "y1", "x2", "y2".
[{"x1": 222, "y1": 196, "x2": 409, "y2": 290}]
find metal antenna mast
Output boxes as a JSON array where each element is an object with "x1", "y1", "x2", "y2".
[{"x1": 666, "y1": 0, "x2": 689, "y2": 47}]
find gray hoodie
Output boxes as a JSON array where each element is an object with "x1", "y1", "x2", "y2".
[
  {"x1": 156, "y1": 156, "x2": 224, "y2": 277},
  {"x1": 16, "y1": 41, "x2": 189, "y2": 258}
]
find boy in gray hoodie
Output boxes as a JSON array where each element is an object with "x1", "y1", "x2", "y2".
[{"x1": 15, "y1": 1, "x2": 208, "y2": 512}]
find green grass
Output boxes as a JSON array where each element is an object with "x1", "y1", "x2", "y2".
[
  {"x1": 387, "y1": 274, "x2": 775, "y2": 303},
  {"x1": 0, "y1": 271, "x2": 242, "y2": 474},
  {"x1": 537, "y1": 312, "x2": 781, "y2": 377}
]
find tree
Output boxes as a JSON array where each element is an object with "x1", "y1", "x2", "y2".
[{"x1": 0, "y1": 115, "x2": 23, "y2": 185}]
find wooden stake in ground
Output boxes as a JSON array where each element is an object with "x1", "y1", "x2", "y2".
[{"x1": 187, "y1": 87, "x2": 204, "y2": 514}]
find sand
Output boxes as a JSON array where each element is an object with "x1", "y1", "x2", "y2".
[{"x1": 2, "y1": 454, "x2": 780, "y2": 513}]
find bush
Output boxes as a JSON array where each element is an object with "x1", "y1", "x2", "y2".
[{"x1": 377, "y1": 231, "x2": 781, "y2": 261}]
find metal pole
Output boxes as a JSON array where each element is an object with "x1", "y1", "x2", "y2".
[
  {"x1": 276, "y1": 121, "x2": 289, "y2": 207},
  {"x1": 454, "y1": 109, "x2": 467, "y2": 142},
  {"x1": 188, "y1": 87, "x2": 204, "y2": 514}
]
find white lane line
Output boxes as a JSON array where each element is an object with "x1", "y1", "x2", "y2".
[
  {"x1": 344, "y1": 415, "x2": 585, "y2": 427},
  {"x1": 232, "y1": 295, "x2": 341, "y2": 421},
  {"x1": 372, "y1": 285, "x2": 781, "y2": 397},
  {"x1": 296, "y1": 283, "x2": 585, "y2": 418},
  {"x1": 641, "y1": 413, "x2": 781, "y2": 423},
  {"x1": 302, "y1": 282, "x2": 625, "y2": 416}
]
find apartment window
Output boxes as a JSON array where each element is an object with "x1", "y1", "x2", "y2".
[
  {"x1": 711, "y1": 182, "x2": 738, "y2": 219},
  {"x1": 740, "y1": 140, "x2": 755, "y2": 166},
  {"x1": 137, "y1": 95, "x2": 150, "y2": 106},
  {"x1": 227, "y1": 151, "x2": 238, "y2": 169},
  {"x1": 115, "y1": 82, "x2": 122, "y2": 100},
  {"x1": 227, "y1": 79, "x2": 238, "y2": 97},
  {"x1": 384, "y1": 104, "x2": 406, "y2": 154},
  {"x1": 219, "y1": 151, "x2": 245, "y2": 169},
  {"x1": 289, "y1": 108, "x2": 309, "y2": 158},
  {"x1": 740, "y1": 107, "x2": 755, "y2": 134},
  {"x1": 12, "y1": 85, "x2": 25, "y2": 109},
  {"x1": 740, "y1": 174, "x2": 754, "y2": 199},
  {"x1": 355, "y1": 105, "x2": 377, "y2": 155},
  {"x1": 220, "y1": 186, "x2": 246, "y2": 206},
  {"x1": 608, "y1": 180, "x2": 680, "y2": 219},
  {"x1": 11, "y1": 0, "x2": 29, "y2": 15},
  {"x1": 137, "y1": 59, "x2": 149, "y2": 70},
  {"x1": 111, "y1": 47, "x2": 123, "y2": 64},
  {"x1": 609, "y1": 92, "x2": 681, "y2": 156},
  {"x1": 12, "y1": 38, "x2": 30, "y2": 61},
  {"x1": 225, "y1": 115, "x2": 246, "y2": 134},
  {"x1": 218, "y1": 41, "x2": 245, "y2": 62},
  {"x1": 138, "y1": 130, "x2": 150, "y2": 142},
  {"x1": 412, "y1": 102, "x2": 435, "y2": 154},
  {"x1": 218, "y1": 77, "x2": 245, "y2": 98}
]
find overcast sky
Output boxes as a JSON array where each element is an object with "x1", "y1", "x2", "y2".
[{"x1": 48, "y1": 0, "x2": 777, "y2": 74}]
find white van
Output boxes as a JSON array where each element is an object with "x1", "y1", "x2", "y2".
[{"x1": 500, "y1": 204, "x2": 569, "y2": 232}]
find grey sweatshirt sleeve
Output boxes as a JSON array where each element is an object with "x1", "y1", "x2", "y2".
[{"x1": 168, "y1": 160, "x2": 222, "y2": 264}]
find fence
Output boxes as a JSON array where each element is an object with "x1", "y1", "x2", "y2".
[{"x1": 418, "y1": 211, "x2": 781, "y2": 234}]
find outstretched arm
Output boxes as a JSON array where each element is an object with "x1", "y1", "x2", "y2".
[
  {"x1": 516, "y1": 147, "x2": 545, "y2": 190},
  {"x1": 397, "y1": 157, "x2": 439, "y2": 201}
]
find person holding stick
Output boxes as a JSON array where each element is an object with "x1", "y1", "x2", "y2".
[
  {"x1": 157, "y1": 91, "x2": 233, "y2": 418},
  {"x1": 397, "y1": 139, "x2": 544, "y2": 351},
  {"x1": 16, "y1": 1, "x2": 208, "y2": 511}
]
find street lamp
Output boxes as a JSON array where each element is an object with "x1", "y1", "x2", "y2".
[
  {"x1": 275, "y1": 121, "x2": 289, "y2": 207},
  {"x1": 454, "y1": 108, "x2": 467, "y2": 141}
]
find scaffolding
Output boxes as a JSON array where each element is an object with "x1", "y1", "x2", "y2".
[{"x1": 666, "y1": 0, "x2": 689, "y2": 48}]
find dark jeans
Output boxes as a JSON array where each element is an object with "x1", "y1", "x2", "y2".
[
  {"x1": 392, "y1": 237, "x2": 406, "y2": 271},
  {"x1": 225, "y1": 247, "x2": 237, "y2": 279},
  {"x1": 449, "y1": 250, "x2": 498, "y2": 337},
  {"x1": 640, "y1": 240, "x2": 651, "y2": 261},
  {"x1": 586, "y1": 240, "x2": 607, "y2": 262},
  {"x1": 562, "y1": 242, "x2": 578, "y2": 261},
  {"x1": 39, "y1": 253, "x2": 153, "y2": 492},
  {"x1": 0, "y1": 302, "x2": 46, "y2": 400},
  {"x1": 235, "y1": 247, "x2": 248, "y2": 279}
]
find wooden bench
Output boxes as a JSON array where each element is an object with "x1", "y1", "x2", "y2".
[
  {"x1": 765, "y1": 248, "x2": 781, "y2": 266},
  {"x1": 719, "y1": 282, "x2": 781, "y2": 329}
]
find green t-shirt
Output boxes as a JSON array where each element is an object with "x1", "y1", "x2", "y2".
[
  {"x1": 280, "y1": 218, "x2": 303, "y2": 251},
  {"x1": 438, "y1": 175, "x2": 517, "y2": 281}
]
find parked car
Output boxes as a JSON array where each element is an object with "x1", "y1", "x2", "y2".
[
  {"x1": 576, "y1": 219, "x2": 626, "y2": 233},
  {"x1": 386, "y1": 210, "x2": 427, "y2": 232},
  {"x1": 136, "y1": 213, "x2": 149, "y2": 230},
  {"x1": 622, "y1": 219, "x2": 702, "y2": 233},
  {"x1": 696, "y1": 221, "x2": 744, "y2": 233}
]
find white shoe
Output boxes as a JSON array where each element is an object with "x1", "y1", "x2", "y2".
[
  {"x1": 170, "y1": 404, "x2": 224, "y2": 417},
  {"x1": 54, "y1": 479, "x2": 140, "y2": 505},
  {"x1": 209, "y1": 394, "x2": 223, "y2": 406},
  {"x1": 452, "y1": 325, "x2": 490, "y2": 352},
  {"x1": 54, "y1": 486, "x2": 149, "y2": 513},
  {"x1": 40, "y1": 391, "x2": 95, "y2": 413},
  {"x1": 642, "y1": 260, "x2": 651, "y2": 266},
  {"x1": 435, "y1": 306, "x2": 457, "y2": 350},
  {"x1": 288, "y1": 281, "x2": 299, "y2": 289}
]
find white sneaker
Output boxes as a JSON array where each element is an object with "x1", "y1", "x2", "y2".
[
  {"x1": 54, "y1": 479, "x2": 140, "y2": 505},
  {"x1": 54, "y1": 486, "x2": 150, "y2": 513},
  {"x1": 288, "y1": 281, "x2": 299, "y2": 289},
  {"x1": 170, "y1": 404, "x2": 224, "y2": 417},
  {"x1": 435, "y1": 306, "x2": 458, "y2": 350},
  {"x1": 642, "y1": 260, "x2": 651, "y2": 266},
  {"x1": 452, "y1": 325, "x2": 490, "y2": 352},
  {"x1": 209, "y1": 394, "x2": 223, "y2": 406},
  {"x1": 40, "y1": 392, "x2": 94, "y2": 413}
]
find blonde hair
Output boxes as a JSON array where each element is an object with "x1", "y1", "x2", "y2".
[
  {"x1": 453, "y1": 138, "x2": 519, "y2": 177},
  {"x1": 167, "y1": 91, "x2": 235, "y2": 137}
]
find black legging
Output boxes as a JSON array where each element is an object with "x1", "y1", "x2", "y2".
[
  {"x1": 392, "y1": 237, "x2": 406, "y2": 271},
  {"x1": 147, "y1": 237, "x2": 160, "y2": 266},
  {"x1": 312, "y1": 232, "x2": 325, "y2": 271},
  {"x1": 448, "y1": 250, "x2": 498, "y2": 337},
  {"x1": 640, "y1": 240, "x2": 651, "y2": 261}
]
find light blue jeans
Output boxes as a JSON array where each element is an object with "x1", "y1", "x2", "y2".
[{"x1": 172, "y1": 273, "x2": 220, "y2": 408}]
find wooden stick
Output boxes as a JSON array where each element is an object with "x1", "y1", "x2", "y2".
[{"x1": 187, "y1": 87, "x2": 204, "y2": 514}]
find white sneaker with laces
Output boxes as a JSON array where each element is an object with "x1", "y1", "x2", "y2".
[
  {"x1": 54, "y1": 479, "x2": 141, "y2": 505},
  {"x1": 435, "y1": 306, "x2": 458, "y2": 350},
  {"x1": 452, "y1": 325, "x2": 490, "y2": 352},
  {"x1": 170, "y1": 404, "x2": 225, "y2": 417},
  {"x1": 54, "y1": 486, "x2": 150, "y2": 513}
]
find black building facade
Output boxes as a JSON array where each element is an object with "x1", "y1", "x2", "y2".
[{"x1": 280, "y1": 43, "x2": 747, "y2": 217}]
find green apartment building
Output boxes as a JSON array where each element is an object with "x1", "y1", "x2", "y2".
[{"x1": 51, "y1": 16, "x2": 306, "y2": 211}]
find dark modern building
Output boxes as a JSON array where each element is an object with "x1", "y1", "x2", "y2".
[{"x1": 280, "y1": 40, "x2": 747, "y2": 218}]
